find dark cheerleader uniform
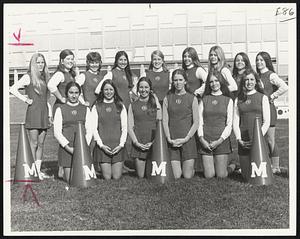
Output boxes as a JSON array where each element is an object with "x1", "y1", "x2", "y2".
[
  {"x1": 232, "y1": 73, "x2": 243, "y2": 98},
  {"x1": 200, "y1": 95, "x2": 232, "y2": 155},
  {"x1": 167, "y1": 93, "x2": 198, "y2": 161},
  {"x1": 146, "y1": 70, "x2": 170, "y2": 104},
  {"x1": 53, "y1": 70, "x2": 75, "y2": 113},
  {"x1": 112, "y1": 68, "x2": 132, "y2": 109},
  {"x1": 93, "y1": 102, "x2": 127, "y2": 163},
  {"x1": 130, "y1": 100, "x2": 157, "y2": 159},
  {"x1": 185, "y1": 67, "x2": 203, "y2": 93},
  {"x1": 25, "y1": 79, "x2": 49, "y2": 129},
  {"x1": 57, "y1": 103, "x2": 87, "y2": 167},
  {"x1": 237, "y1": 92, "x2": 266, "y2": 155},
  {"x1": 260, "y1": 71, "x2": 277, "y2": 126},
  {"x1": 82, "y1": 71, "x2": 105, "y2": 107}
]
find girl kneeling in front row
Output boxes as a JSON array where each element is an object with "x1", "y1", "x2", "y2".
[
  {"x1": 162, "y1": 69, "x2": 199, "y2": 179},
  {"x1": 91, "y1": 79, "x2": 128, "y2": 180}
]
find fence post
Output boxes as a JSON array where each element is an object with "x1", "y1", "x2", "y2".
[{"x1": 14, "y1": 69, "x2": 18, "y2": 85}]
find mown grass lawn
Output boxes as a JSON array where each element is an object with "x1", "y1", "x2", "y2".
[{"x1": 8, "y1": 120, "x2": 289, "y2": 232}]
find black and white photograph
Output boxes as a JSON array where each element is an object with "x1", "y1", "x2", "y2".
[{"x1": 3, "y1": 3, "x2": 296, "y2": 236}]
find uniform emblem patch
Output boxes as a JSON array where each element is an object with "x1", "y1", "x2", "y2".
[
  {"x1": 123, "y1": 75, "x2": 127, "y2": 81},
  {"x1": 155, "y1": 76, "x2": 160, "y2": 81},
  {"x1": 212, "y1": 100, "x2": 218, "y2": 105},
  {"x1": 141, "y1": 105, "x2": 148, "y2": 111},
  {"x1": 245, "y1": 99, "x2": 251, "y2": 105},
  {"x1": 71, "y1": 110, "x2": 77, "y2": 115},
  {"x1": 93, "y1": 78, "x2": 98, "y2": 82},
  {"x1": 106, "y1": 107, "x2": 112, "y2": 112},
  {"x1": 175, "y1": 99, "x2": 182, "y2": 104}
]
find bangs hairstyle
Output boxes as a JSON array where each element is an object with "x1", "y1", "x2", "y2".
[
  {"x1": 208, "y1": 45, "x2": 226, "y2": 72},
  {"x1": 168, "y1": 68, "x2": 191, "y2": 94},
  {"x1": 112, "y1": 51, "x2": 133, "y2": 89},
  {"x1": 182, "y1": 47, "x2": 203, "y2": 70},
  {"x1": 137, "y1": 77, "x2": 157, "y2": 113},
  {"x1": 86, "y1": 52, "x2": 102, "y2": 72},
  {"x1": 95, "y1": 79, "x2": 123, "y2": 112},
  {"x1": 28, "y1": 53, "x2": 50, "y2": 95},
  {"x1": 65, "y1": 81, "x2": 81, "y2": 97},
  {"x1": 256, "y1": 51, "x2": 275, "y2": 74},
  {"x1": 203, "y1": 70, "x2": 231, "y2": 98},
  {"x1": 232, "y1": 52, "x2": 253, "y2": 78},
  {"x1": 149, "y1": 50, "x2": 168, "y2": 72},
  {"x1": 237, "y1": 68, "x2": 265, "y2": 102},
  {"x1": 56, "y1": 49, "x2": 76, "y2": 78}
]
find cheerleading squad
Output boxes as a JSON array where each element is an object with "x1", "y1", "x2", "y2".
[{"x1": 10, "y1": 46, "x2": 288, "y2": 182}]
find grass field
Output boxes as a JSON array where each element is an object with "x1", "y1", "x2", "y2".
[{"x1": 7, "y1": 118, "x2": 289, "y2": 233}]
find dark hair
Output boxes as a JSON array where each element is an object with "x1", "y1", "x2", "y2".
[
  {"x1": 232, "y1": 52, "x2": 253, "y2": 79},
  {"x1": 95, "y1": 79, "x2": 123, "y2": 112},
  {"x1": 203, "y1": 70, "x2": 231, "y2": 98},
  {"x1": 86, "y1": 52, "x2": 102, "y2": 72},
  {"x1": 237, "y1": 68, "x2": 265, "y2": 102},
  {"x1": 56, "y1": 49, "x2": 76, "y2": 78},
  {"x1": 112, "y1": 51, "x2": 133, "y2": 88},
  {"x1": 256, "y1": 51, "x2": 275, "y2": 74},
  {"x1": 182, "y1": 47, "x2": 203, "y2": 70},
  {"x1": 137, "y1": 77, "x2": 157, "y2": 113},
  {"x1": 168, "y1": 69, "x2": 191, "y2": 94},
  {"x1": 65, "y1": 81, "x2": 81, "y2": 97}
]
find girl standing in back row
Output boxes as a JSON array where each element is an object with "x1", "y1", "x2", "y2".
[
  {"x1": 140, "y1": 50, "x2": 172, "y2": 106},
  {"x1": 182, "y1": 47, "x2": 208, "y2": 98},
  {"x1": 10, "y1": 53, "x2": 52, "y2": 180},
  {"x1": 255, "y1": 51, "x2": 288, "y2": 174},
  {"x1": 208, "y1": 45, "x2": 237, "y2": 93}
]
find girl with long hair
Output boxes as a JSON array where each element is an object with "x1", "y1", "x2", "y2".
[
  {"x1": 10, "y1": 53, "x2": 52, "y2": 180},
  {"x1": 198, "y1": 70, "x2": 233, "y2": 178},
  {"x1": 162, "y1": 69, "x2": 199, "y2": 179},
  {"x1": 182, "y1": 47, "x2": 208, "y2": 98},
  {"x1": 255, "y1": 51, "x2": 288, "y2": 174},
  {"x1": 91, "y1": 80, "x2": 128, "y2": 179},
  {"x1": 233, "y1": 68, "x2": 270, "y2": 180},
  {"x1": 95, "y1": 51, "x2": 138, "y2": 110},
  {"x1": 128, "y1": 77, "x2": 161, "y2": 178},
  {"x1": 208, "y1": 45, "x2": 237, "y2": 93}
]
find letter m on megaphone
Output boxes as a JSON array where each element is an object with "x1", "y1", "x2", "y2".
[
  {"x1": 83, "y1": 164, "x2": 97, "y2": 180},
  {"x1": 151, "y1": 161, "x2": 167, "y2": 176},
  {"x1": 23, "y1": 163, "x2": 38, "y2": 178},
  {"x1": 251, "y1": 162, "x2": 267, "y2": 178}
]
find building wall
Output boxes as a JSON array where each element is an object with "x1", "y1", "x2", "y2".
[{"x1": 6, "y1": 4, "x2": 290, "y2": 76}]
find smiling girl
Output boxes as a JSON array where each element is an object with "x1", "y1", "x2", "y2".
[
  {"x1": 140, "y1": 50, "x2": 172, "y2": 105},
  {"x1": 198, "y1": 70, "x2": 233, "y2": 178},
  {"x1": 162, "y1": 69, "x2": 199, "y2": 179},
  {"x1": 208, "y1": 46, "x2": 237, "y2": 93},
  {"x1": 53, "y1": 82, "x2": 92, "y2": 182},
  {"x1": 10, "y1": 53, "x2": 52, "y2": 180},
  {"x1": 182, "y1": 47, "x2": 208, "y2": 98},
  {"x1": 255, "y1": 51, "x2": 288, "y2": 174},
  {"x1": 128, "y1": 77, "x2": 161, "y2": 178},
  {"x1": 91, "y1": 80, "x2": 128, "y2": 180},
  {"x1": 233, "y1": 68, "x2": 270, "y2": 180}
]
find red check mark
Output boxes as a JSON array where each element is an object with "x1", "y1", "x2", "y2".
[{"x1": 13, "y1": 28, "x2": 21, "y2": 42}]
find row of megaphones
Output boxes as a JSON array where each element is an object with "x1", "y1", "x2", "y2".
[{"x1": 13, "y1": 117, "x2": 274, "y2": 188}]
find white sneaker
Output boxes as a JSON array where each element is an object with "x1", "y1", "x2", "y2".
[{"x1": 272, "y1": 167, "x2": 281, "y2": 174}]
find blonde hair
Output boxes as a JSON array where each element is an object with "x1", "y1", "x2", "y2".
[
  {"x1": 208, "y1": 46, "x2": 226, "y2": 72},
  {"x1": 28, "y1": 53, "x2": 50, "y2": 94}
]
